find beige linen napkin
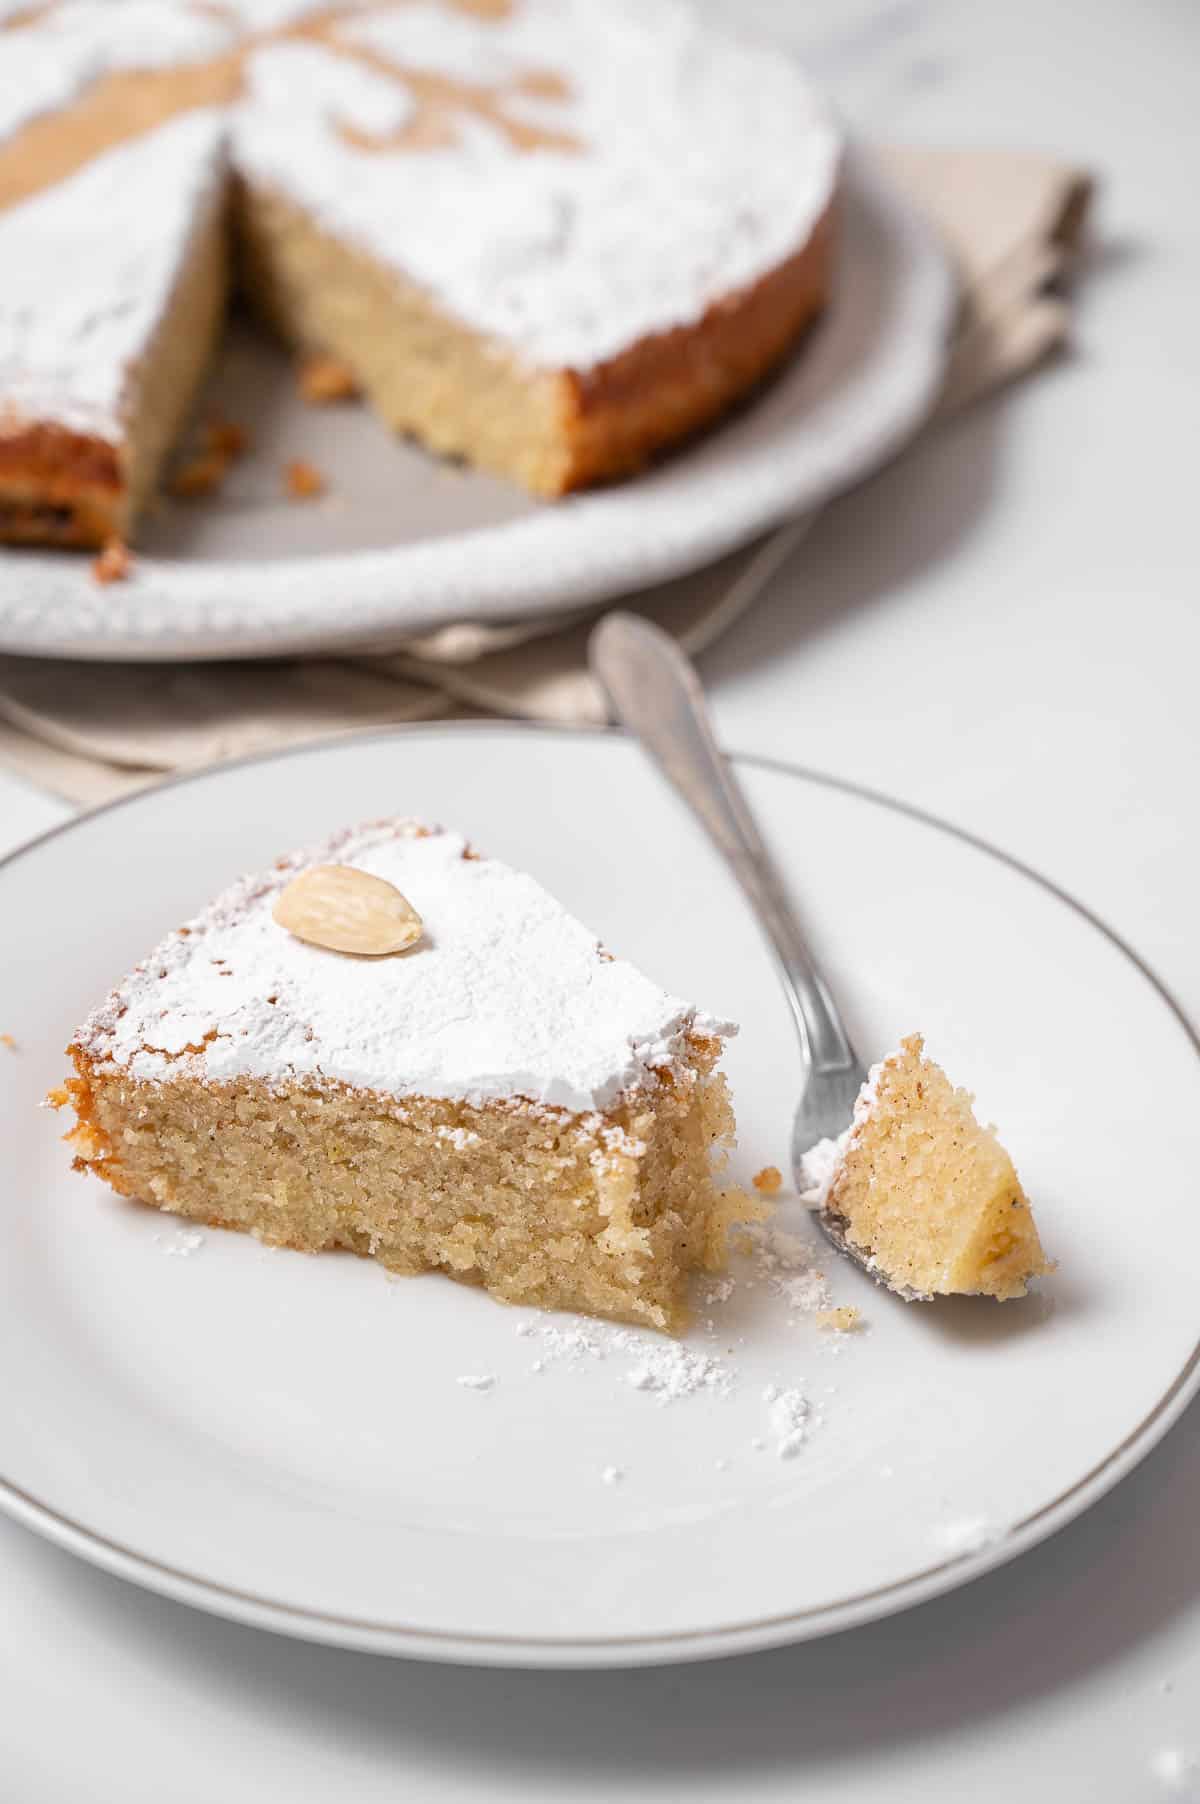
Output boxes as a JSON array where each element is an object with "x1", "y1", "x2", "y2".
[{"x1": 0, "y1": 146, "x2": 1091, "y2": 807}]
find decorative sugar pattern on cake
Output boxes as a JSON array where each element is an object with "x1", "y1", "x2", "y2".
[
  {"x1": 238, "y1": 43, "x2": 415, "y2": 143},
  {"x1": 2, "y1": 0, "x2": 837, "y2": 375},
  {"x1": 76, "y1": 819, "x2": 733, "y2": 1113},
  {"x1": 1, "y1": 0, "x2": 839, "y2": 525},
  {"x1": 0, "y1": 1, "x2": 232, "y2": 148},
  {"x1": 208, "y1": 0, "x2": 334, "y2": 29},
  {"x1": 0, "y1": 109, "x2": 227, "y2": 440},
  {"x1": 237, "y1": 0, "x2": 839, "y2": 371}
]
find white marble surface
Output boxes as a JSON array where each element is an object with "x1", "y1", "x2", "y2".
[{"x1": 2, "y1": 0, "x2": 1198, "y2": 1795}]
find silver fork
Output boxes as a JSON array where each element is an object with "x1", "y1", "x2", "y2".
[{"x1": 589, "y1": 610, "x2": 870, "y2": 1263}]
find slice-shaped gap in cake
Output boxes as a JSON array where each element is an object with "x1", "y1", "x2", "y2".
[
  {"x1": 801, "y1": 1035, "x2": 1053, "y2": 1301},
  {"x1": 51, "y1": 818, "x2": 758, "y2": 1334}
]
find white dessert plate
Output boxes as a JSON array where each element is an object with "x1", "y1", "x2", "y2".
[
  {"x1": 3, "y1": 725, "x2": 1197, "y2": 1669},
  {"x1": 0, "y1": 153, "x2": 953, "y2": 662}
]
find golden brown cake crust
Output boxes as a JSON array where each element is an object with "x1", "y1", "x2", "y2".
[
  {"x1": 0, "y1": 187, "x2": 834, "y2": 527},
  {"x1": 554, "y1": 200, "x2": 836, "y2": 494},
  {"x1": 237, "y1": 179, "x2": 836, "y2": 498},
  {"x1": 0, "y1": 423, "x2": 123, "y2": 546}
]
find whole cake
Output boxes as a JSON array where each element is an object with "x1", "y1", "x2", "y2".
[
  {"x1": 0, "y1": 0, "x2": 840, "y2": 546},
  {"x1": 52, "y1": 818, "x2": 754, "y2": 1333},
  {"x1": 802, "y1": 1036, "x2": 1053, "y2": 1301}
]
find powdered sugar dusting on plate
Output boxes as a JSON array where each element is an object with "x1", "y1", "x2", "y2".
[
  {"x1": 735, "y1": 1218, "x2": 837, "y2": 1320},
  {"x1": 505, "y1": 1197, "x2": 865, "y2": 1473},
  {"x1": 615, "y1": 1332, "x2": 733, "y2": 1404},
  {"x1": 155, "y1": 1226, "x2": 206, "y2": 1257},
  {"x1": 517, "y1": 1317, "x2": 733, "y2": 1402},
  {"x1": 767, "y1": 1386, "x2": 810, "y2": 1459},
  {"x1": 931, "y1": 1516, "x2": 1000, "y2": 1557},
  {"x1": 1150, "y1": 1748, "x2": 1197, "y2": 1790}
]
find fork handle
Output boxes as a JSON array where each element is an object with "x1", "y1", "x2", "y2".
[{"x1": 590, "y1": 611, "x2": 858, "y2": 1075}]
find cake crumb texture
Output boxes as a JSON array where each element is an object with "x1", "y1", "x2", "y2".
[
  {"x1": 815, "y1": 1305, "x2": 861, "y2": 1332},
  {"x1": 58, "y1": 1046, "x2": 750, "y2": 1334},
  {"x1": 824, "y1": 1036, "x2": 1052, "y2": 1300}
]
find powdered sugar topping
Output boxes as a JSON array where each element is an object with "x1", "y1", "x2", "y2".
[
  {"x1": 235, "y1": 0, "x2": 839, "y2": 372},
  {"x1": 3, "y1": 0, "x2": 837, "y2": 440},
  {"x1": 0, "y1": 110, "x2": 226, "y2": 440},
  {"x1": 0, "y1": 2, "x2": 233, "y2": 147},
  {"x1": 74, "y1": 818, "x2": 732, "y2": 1113},
  {"x1": 798, "y1": 1057, "x2": 888, "y2": 1204},
  {"x1": 797, "y1": 1134, "x2": 846, "y2": 1208}
]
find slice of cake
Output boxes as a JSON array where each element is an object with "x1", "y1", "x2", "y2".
[
  {"x1": 802, "y1": 1036, "x2": 1052, "y2": 1301},
  {"x1": 52, "y1": 819, "x2": 753, "y2": 1333},
  {"x1": 0, "y1": 108, "x2": 229, "y2": 548}
]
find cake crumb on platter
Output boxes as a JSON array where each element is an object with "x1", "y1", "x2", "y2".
[
  {"x1": 170, "y1": 418, "x2": 249, "y2": 501},
  {"x1": 91, "y1": 539, "x2": 132, "y2": 584},
  {"x1": 203, "y1": 418, "x2": 250, "y2": 459},
  {"x1": 285, "y1": 458, "x2": 327, "y2": 500},
  {"x1": 170, "y1": 451, "x2": 229, "y2": 499},
  {"x1": 299, "y1": 353, "x2": 359, "y2": 403},
  {"x1": 752, "y1": 1165, "x2": 783, "y2": 1194},
  {"x1": 816, "y1": 1306, "x2": 862, "y2": 1333}
]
